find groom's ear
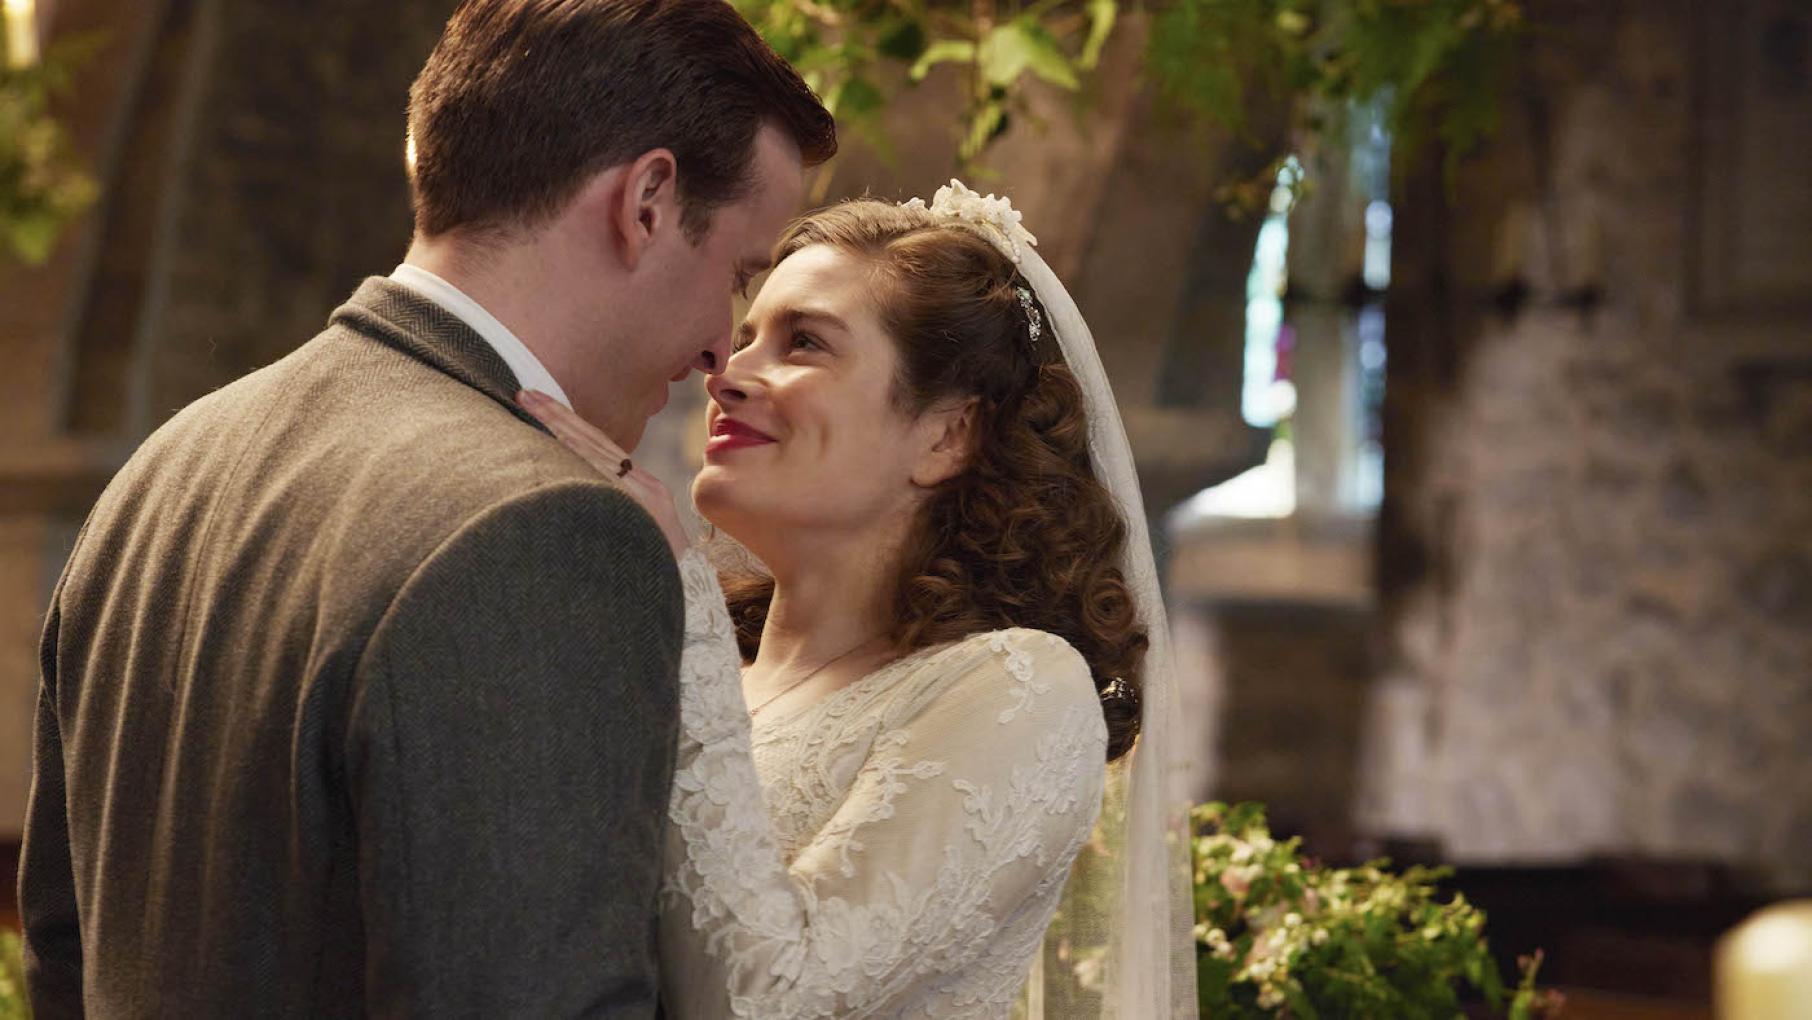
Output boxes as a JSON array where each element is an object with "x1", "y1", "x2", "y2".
[
  {"x1": 910, "y1": 398, "x2": 980, "y2": 489},
  {"x1": 611, "y1": 149, "x2": 680, "y2": 271}
]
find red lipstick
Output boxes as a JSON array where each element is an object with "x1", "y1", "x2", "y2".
[{"x1": 706, "y1": 416, "x2": 777, "y2": 457}]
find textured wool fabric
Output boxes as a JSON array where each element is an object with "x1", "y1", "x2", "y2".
[{"x1": 20, "y1": 278, "x2": 684, "y2": 1018}]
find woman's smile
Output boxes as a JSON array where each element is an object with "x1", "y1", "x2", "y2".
[{"x1": 705, "y1": 415, "x2": 778, "y2": 458}]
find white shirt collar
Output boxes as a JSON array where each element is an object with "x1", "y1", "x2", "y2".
[{"x1": 388, "y1": 263, "x2": 573, "y2": 410}]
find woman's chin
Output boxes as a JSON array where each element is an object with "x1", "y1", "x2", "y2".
[
  {"x1": 691, "y1": 465, "x2": 733, "y2": 504},
  {"x1": 692, "y1": 471, "x2": 750, "y2": 532}
]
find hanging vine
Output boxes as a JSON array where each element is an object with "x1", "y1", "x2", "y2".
[
  {"x1": 1, "y1": 3, "x2": 1523, "y2": 263},
  {"x1": 732, "y1": 0, "x2": 1522, "y2": 199}
]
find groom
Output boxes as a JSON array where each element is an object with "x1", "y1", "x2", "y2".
[{"x1": 18, "y1": 1, "x2": 833, "y2": 1016}]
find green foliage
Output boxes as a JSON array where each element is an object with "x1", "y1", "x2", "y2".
[
  {"x1": 732, "y1": 0, "x2": 1117, "y2": 166},
  {"x1": 737, "y1": 0, "x2": 1522, "y2": 188},
  {"x1": 0, "y1": 930, "x2": 28, "y2": 1020},
  {"x1": 0, "y1": 31, "x2": 99, "y2": 265},
  {"x1": 1148, "y1": 1, "x2": 1519, "y2": 129},
  {"x1": 1191, "y1": 802, "x2": 1561, "y2": 1019},
  {"x1": 1147, "y1": 0, "x2": 1522, "y2": 194}
]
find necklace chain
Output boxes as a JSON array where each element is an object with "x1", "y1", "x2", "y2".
[{"x1": 747, "y1": 637, "x2": 879, "y2": 719}]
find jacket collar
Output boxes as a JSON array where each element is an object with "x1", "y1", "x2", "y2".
[{"x1": 328, "y1": 277, "x2": 551, "y2": 435}]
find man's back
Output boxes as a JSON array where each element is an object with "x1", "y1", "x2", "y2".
[{"x1": 21, "y1": 281, "x2": 683, "y2": 1017}]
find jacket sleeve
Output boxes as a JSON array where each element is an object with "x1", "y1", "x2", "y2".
[
  {"x1": 19, "y1": 582, "x2": 84, "y2": 1020},
  {"x1": 347, "y1": 480, "x2": 683, "y2": 1018}
]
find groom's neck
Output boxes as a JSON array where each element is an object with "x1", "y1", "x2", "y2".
[
  {"x1": 402, "y1": 233, "x2": 635, "y2": 431},
  {"x1": 404, "y1": 234, "x2": 574, "y2": 373}
]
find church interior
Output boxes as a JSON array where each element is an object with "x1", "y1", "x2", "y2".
[{"x1": 2, "y1": 0, "x2": 1809, "y2": 1016}]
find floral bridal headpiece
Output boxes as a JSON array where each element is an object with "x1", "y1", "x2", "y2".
[{"x1": 902, "y1": 179, "x2": 1044, "y2": 345}]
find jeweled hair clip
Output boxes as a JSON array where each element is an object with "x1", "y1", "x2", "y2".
[{"x1": 1016, "y1": 286, "x2": 1043, "y2": 345}]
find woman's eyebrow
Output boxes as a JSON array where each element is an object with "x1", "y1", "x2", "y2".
[
  {"x1": 784, "y1": 308, "x2": 850, "y2": 334},
  {"x1": 734, "y1": 307, "x2": 852, "y2": 347}
]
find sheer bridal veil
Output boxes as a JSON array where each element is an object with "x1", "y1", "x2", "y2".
[{"x1": 905, "y1": 181, "x2": 1198, "y2": 1019}]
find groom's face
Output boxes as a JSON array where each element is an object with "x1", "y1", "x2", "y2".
[{"x1": 611, "y1": 126, "x2": 806, "y2": 449}]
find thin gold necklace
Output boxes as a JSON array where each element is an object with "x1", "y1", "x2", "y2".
[{"x1": 747, "y1": 637, "x2": 880, "y2": 719}]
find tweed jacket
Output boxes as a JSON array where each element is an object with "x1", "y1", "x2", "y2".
[{"x1": 19, "y1": 278, "x2": 684, "y2": 1018}]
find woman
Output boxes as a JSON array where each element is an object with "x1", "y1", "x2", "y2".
[{"x1": 523, "y1": 183, "x2": 1194, "y2": 1018}]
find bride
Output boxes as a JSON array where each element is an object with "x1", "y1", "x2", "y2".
[{"x1": 522, "y1": 182, "x2": 1195, "y2": 1019}]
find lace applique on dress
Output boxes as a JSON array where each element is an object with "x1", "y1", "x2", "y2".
[{"x1": 987, "y1": 630, "x2": 1051, "y2": 724}]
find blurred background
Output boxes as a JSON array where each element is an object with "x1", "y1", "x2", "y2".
[{"x1": 1, "y1": 0, "x2": 1808, "y2": 1016}]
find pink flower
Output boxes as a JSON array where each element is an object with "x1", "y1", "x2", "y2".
[{"x1": 1221, "y1": 866, "x2": 1254, "y2": 897}]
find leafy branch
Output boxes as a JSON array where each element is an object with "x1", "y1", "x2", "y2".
[
  {"x1": 735, "y1": 0, "x2": 1523, "y2": 193},
  {"x1": 0, "y1": 30, "x2": 100, "y2": 265},
  {"x1": 734, "y1": 0, "x2": 1118, "y2": 166}
]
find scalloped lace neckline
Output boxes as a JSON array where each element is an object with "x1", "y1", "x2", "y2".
[{"x1": 748, "y1": 640, "x2": 953, "y2": 734}]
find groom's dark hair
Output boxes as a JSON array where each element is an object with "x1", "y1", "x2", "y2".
[{"x1": 407, "y1": 0, "x2": 835, "y2": 241}]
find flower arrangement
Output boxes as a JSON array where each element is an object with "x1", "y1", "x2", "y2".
[{"x1": 1191, "y1": 802, "x2": 1559, "y2": 1019}]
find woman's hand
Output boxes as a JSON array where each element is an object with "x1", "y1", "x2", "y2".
[{"x1": 517, "y1": 390, "x2": 690, "y2": 559}]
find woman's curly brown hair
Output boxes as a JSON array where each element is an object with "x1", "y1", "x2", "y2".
[{"x1": 722, "y1": 199, "x2": 1146, "y2": 760}]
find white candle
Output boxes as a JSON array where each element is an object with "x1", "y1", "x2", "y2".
[
  {"x1": 4, "y1": 0, "x2": 37, "y2": 70},
  {"x1": 1716, "y1": 901, "x2": 1812, "y2": 1019}
]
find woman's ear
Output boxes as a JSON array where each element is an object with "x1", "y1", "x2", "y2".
[{"x1": 910, "y1": 398, "x2": 979, "y2": 488}]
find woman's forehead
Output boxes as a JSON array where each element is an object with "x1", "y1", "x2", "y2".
[
  {"x1": 763, "y1": 244, "x2": 864, "y2": 292},
  {"x1": 749, "y1": 245, "x2": 882, "y2": 327}
]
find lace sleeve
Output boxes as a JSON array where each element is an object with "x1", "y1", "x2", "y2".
[{"x1": 659, "y1": 548, "x2": 1108, "y2": 1019}]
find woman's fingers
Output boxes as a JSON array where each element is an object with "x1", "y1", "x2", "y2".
[
  {"x1": 523, "y1": 391, "x2": 625, "y2": 460},
  {"x1": 515, "y1": 391, "x2": 689, "y2": 556},
  {"x1": 621, "y1": 470, "x2": 670, "y2": 507},
  {"x1": 518, "y1": 390, "x2": 630, "y2": 472},
  {"x1": 617, "y1": 467, "x2": 687, "y2": 557}
]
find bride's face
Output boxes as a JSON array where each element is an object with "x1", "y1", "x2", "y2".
[{"x1": 693, "y1": 244, "x2": 965, "y2": 551}]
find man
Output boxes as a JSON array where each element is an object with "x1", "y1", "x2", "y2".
[{"x1": 18, "y1": 1, "x2": 834, "y2": 1015}]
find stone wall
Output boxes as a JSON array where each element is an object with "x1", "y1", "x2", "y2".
[{"x1": 1362, "y1": 0, "x2": 1812, "y2": 888}]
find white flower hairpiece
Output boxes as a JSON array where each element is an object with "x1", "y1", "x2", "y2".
[{"x1": 902, "y1": 179, "x2": 1040, "y2": 265}]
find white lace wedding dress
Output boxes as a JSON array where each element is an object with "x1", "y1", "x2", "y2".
[{"x1": 657, "y1": 548, "x2": 1109, "y2": 1019}]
